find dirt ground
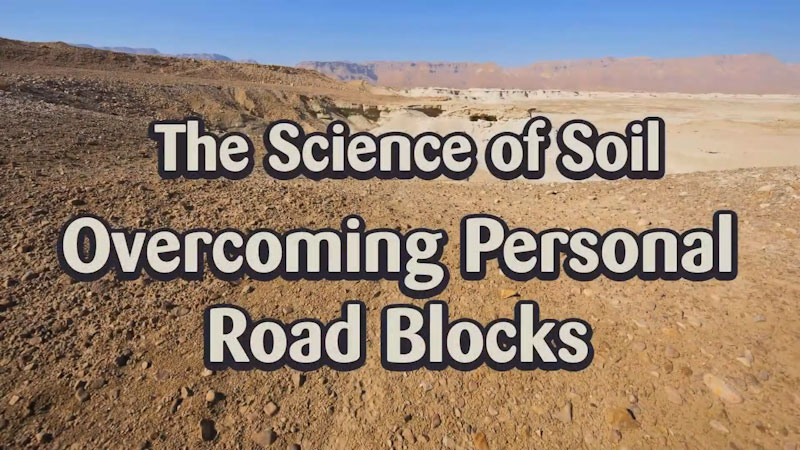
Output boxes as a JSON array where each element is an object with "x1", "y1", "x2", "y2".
[{"x1": 1, "y1": 39, "x2": 799, "y2": 449}]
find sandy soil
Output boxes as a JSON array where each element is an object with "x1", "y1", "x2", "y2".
[{"x1": 0, "y1": 39, "x2": 799, "y2": 449}]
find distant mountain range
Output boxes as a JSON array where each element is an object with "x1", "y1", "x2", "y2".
[
  {"x1": 74, "y1": 44, "x2": 258, "y2": 63},
  {"x1": 298, "y1": 55, "x2": 800, "y2": 94}
]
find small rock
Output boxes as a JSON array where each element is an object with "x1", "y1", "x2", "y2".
[
  {"x1": 242, "y1": 285, "x2": 254, "y2": 294},
  {"x1": 0, "y1": 298, "x2": 16, "y2": 312},
  {"x1": 402, "y1": 428, "x2": 415, "y2": 443},
  {"x1": 8, "y1": 395, "x2": 20, "y2": 406},
  {"x1": 70, "y1": 198, "x2": 86, "y2": 206},
  {"x1": 474, "y1": 432, "x2": 490, "y2": 450},
  {"x1": 200, "y1": 419, "x2": 216, "y2": 441},
  {"x1": 605, "y1": 407, "x2": 639, "y2": 430},
  {"x1": 201, "y1": 368, "x2": 214, "y2": 377},
  {"x1": 431, "y1": 413, "x2": 441, "y2": 428},
  {"x1": 499, "y1": 289, "x2": 518, "y2": 299},
  {"x1": 286, "y1": 444, "x2": 300, "y2": 450},
  {"x1": 251, "y1": 428, "x2": 277, "y2": 447},
  {"x1": 709, "y1": 420, "x2": 730, "y2": 434},
  {"x1": 205, "y1": 390, "x2": 218, "y2": 403},
  {"x1": 36, "y1": 432, "x2": 53, "y2": 444},
  {"x1": 21, "y1": 271, "x2": 37, "y2": 282},
  {"x1": 736, "y1": 350, "x2": 753, "y2": 368},
  {"x1": 264, "y1": 401, "x2": 279, "y2": 416},
  {"x1": 703, "y1": 374, "x2": 743, "y2": 404},
  {"x1": 665, "y1": 346, "x2": 680, "y2": 358},
  {"x1": 292, "y1": 372, "x2": 306, "y2": 388},
  {"x1": 75, "y1": 388, "x2": 89, "y2": 402},
  {"x1": 553, "y1": 401, "x2": 572, "y2": 423},
  {"x1": 180, "y1": 387, "x2": 193, "y2": 398},
  {"x1": 664, "y1": 386, "x2": 683, "y2": 405}
]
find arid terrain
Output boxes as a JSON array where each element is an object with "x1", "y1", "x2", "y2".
[
  {"x1": 298, "y1": 55, "x2": 800, "y2": 94},
  {"x1": 1, "y1": 38, "x2": 799, "y2": 449}
]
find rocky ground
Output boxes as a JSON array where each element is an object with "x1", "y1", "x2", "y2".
[{"x1": 0, "y1": 39, "x2": 799, "y2": 449}]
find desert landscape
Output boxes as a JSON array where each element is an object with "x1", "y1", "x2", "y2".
[{"x1": 1, "y1": 37, "x2": 799, "y2": 449}]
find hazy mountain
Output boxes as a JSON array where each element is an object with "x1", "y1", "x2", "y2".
[
  {"x1": 298, "y1": 55, "x2": 800, "y2": 94},
  {"x1": 75, "y1": 44, "x2": 246, "y2": 63}
]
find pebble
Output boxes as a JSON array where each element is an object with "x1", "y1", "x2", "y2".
[
  {"x1": 8, "y1": 395, "x2": 20, "y2": 406},
  {"x1": 21, "y1": 271, "x2": 37, "y2": 282},
  {"x1": 36, "y1": 432, "x2": 53, "y2": 444},
  {"x1": 286, "y1": 444, "x2": 300, "y2": 450},
  {"x1": 75, "y1": 388, "x2": 90, "y2": 402},
  {"x1": 431, "y1": 413, "x2": 441, "y2": 428},
  {"x1": 631, "y1": 341, "x2": 646, "y2": 352},
  {"x1": 553, "y1": 401, "x2": 572, "y2": 423},
  {"x1": 201, "y1": 368, "x2": 214, "y2": 377},
  {"x1": 264, "y1": 401, "x2": 279, "y2": 416},
  {"x1": 292, "y1": 372, "x2": 306, "y2": 387},
  {"x1": 251, "y1": 428, "x2": 277, "y2": 447},
  {"x1": 499, "y1": 289, "x2": 518, "y2": 299},
  {"x1": 200, "y1": 419, "x2": 216, "y2": 441},
  {"x1": 664, "y1": 386, "x2": 683, "y2": 405},
  {"x1": 242, "y1": 285, "x2": 254, "y2": 294},
  {"x1": 442, "y1": 435, "x2": 456, "y2": 448},
  {"x1": 205, "y1": 390, "x2": 217, "y2": 403},
  {"x1": 474, "y1": 432, "x2": 490, "y2": 450},
  {"x1": 605, "y1": 407, "x2": 639, "y2": 430},
  {"x1": 703, "y1": 374, "x2": 743, "y2": 404},
  {"x1": 736, "y1": 349, "x2": 753, "y2": 367},
  {"x1": 709, "y1": 420, "x2": 730, "y2": 434},
  {"x1": 180, "y1": 387, "x2": 193, "y2": 398},
  {"x1": 665, "y1": 346, "x2": 680, "y2": 358}
]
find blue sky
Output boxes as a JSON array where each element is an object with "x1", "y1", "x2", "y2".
[{"x1": 1, "y1": 1, "x2": 798, "y2": 65}]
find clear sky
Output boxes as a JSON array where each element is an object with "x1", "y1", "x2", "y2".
[{"x1": 1, "y1": 0, "x2": 798, "y2": 66}]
